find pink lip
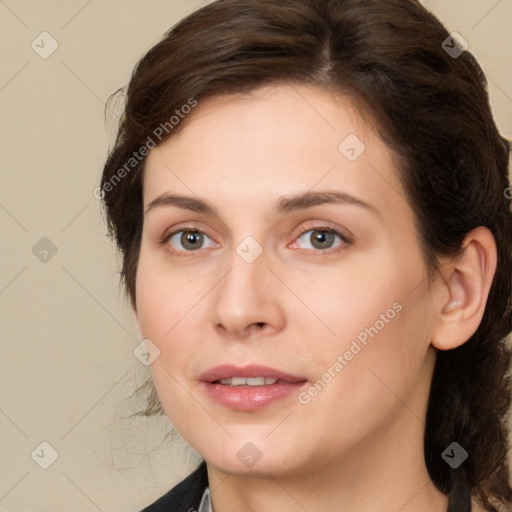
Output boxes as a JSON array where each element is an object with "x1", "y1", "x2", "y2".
[{"x1": 199, "y1": 364, "x2": 308, "y2": 411}]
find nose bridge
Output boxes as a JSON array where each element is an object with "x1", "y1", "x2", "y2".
[
  {"x1": 210, "y1": 237, "x2": 284, "y2": 337},
  {"x1": 216, "y1": 240, "x2": 268, "y2": 313}
]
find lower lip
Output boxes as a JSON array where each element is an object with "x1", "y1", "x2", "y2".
[{"x1": 202, "y1": 381, "x2": 307, "y2": 411}]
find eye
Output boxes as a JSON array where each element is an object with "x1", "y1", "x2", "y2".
[
  {"x1": 164, "y1": 229, "x2": 216, "y2": 252},
  {"x1": 160, "y1": 225, "x2": 351, "y2": 255},
  {"x1": 293, "y1": 227, "x2": 349, "y2": 252}
]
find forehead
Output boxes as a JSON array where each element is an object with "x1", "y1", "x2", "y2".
[{"x1": 142, "y1": 83, "x2": 407, "y2": 221}]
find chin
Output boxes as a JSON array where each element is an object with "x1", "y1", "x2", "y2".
[
  {"x1": 194, "y1": 433, "x2": 311, "y2": 478},
  {"x1": 205, "y1": 451, "x2": 304, "y2": 478}
]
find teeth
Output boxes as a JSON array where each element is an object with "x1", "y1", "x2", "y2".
[{"x1": 218, "y1": 377, "x2": 279, "y2": 386}]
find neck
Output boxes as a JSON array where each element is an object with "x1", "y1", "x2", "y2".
[{"x1": 206, "y1": 426, "x2": 449, "y2": 512}]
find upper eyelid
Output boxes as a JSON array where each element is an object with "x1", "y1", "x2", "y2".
[{"x1": 162, "y1": 221, "x2": 345, "y2": 239}]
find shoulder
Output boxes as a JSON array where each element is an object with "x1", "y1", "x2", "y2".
[{"x1": 140, "y1": 461, "x2": 208, "y2": 512}]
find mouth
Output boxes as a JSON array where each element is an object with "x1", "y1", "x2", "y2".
[
  {"x1": 200, "y1": 364, "x2": 306, "y2": 383},
  {"x1": 215, "y1": 376, "x2": 291, "y2": 386},
  {"x1": 199, "y1": 365, "x2": 308, "y2": 410}
]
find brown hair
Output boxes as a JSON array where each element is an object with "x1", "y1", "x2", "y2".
[{"x1": 101, "y1": 0, "x2": 512, "y2": 509}]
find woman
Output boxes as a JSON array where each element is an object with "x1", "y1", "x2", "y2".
[{"x1": 100, "y1": 0, "x2": 512, "y2": 510}]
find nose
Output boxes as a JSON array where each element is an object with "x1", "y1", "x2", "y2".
[{"x1": 210, "y1": 247, "x2": 286, "y2": 340}]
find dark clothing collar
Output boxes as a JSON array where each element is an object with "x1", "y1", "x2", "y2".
[{"x1": 140, "y1": 462, "x2": 209, "y2": 512}]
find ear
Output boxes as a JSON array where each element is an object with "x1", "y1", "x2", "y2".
[{"x1": 431, "y1": 226, "x2": 497, "y2": 351}]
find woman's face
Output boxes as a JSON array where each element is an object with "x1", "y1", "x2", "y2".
[{"x1": 135, "y1": 84, "x2": 441, "y2": 476}]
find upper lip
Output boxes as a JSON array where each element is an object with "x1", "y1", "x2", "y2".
[{"x1": 200, "y1": 365, "x2": 306, "y2": 383}]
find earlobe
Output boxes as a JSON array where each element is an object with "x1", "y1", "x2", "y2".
[{"x1": 431, "y1": 227, "x2": 497, "y2": 351}]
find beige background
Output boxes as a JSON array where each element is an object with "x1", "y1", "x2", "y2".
[{"x1": 0, "y1": 1, "x2": 511, "y2": 511}]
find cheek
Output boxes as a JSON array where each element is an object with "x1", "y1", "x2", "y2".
[
  {"x1": 135, "y1": 247, "x2": 208, "y2": 339},
  {"x1": 293, "y1": 301, "x2": 432, "y2": 457},
  {"x1": 324, "y1": 290, "x2": 433, "y2": 417},
  {"x1": 286, "y1": 254, "x2": 407, "y2": 350},
  {"x1": 135, "y1": 258, "x2": 204, "y2": 423},
  {"x1": 134, "y1": 256, "x2": 194, "y2": 383},
  {"x1": 295, "y1": 258, "x2": 433, "y2": 407}
]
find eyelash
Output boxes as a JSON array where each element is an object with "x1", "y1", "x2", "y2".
[{"x1": 159, "y1": 224, "x2": 352, "y2": 256}]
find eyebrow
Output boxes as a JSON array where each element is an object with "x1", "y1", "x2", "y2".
[{"x1": 144, "y1": 190, "x2": 381, "y2": 218}]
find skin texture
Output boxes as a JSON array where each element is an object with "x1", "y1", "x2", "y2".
[{"x1": 135, "y1": 84, "x2": 496, "y2": 512}]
